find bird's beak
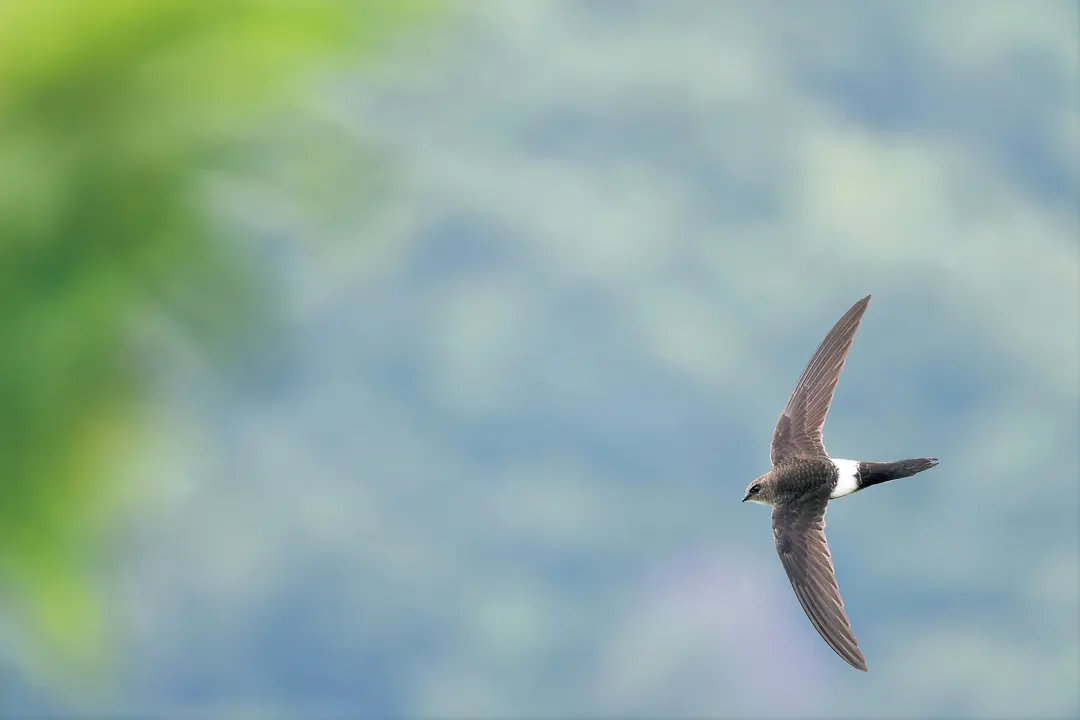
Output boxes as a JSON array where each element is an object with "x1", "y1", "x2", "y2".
[{"x1": 741, "y1": 493, "x2": 749, "y2": 503}]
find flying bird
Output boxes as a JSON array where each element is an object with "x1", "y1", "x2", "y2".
[{"x1": 742, "y1": 295, "x2": 938, "y2": 672}]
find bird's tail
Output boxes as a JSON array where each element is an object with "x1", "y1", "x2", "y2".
[{"x1": 857, "y1": 458, "x2": 938, "y2": 490}]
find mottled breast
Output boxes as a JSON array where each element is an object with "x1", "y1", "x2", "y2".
[{"x1": 773, "y1": 458, "x2": 840, "y2": 502}]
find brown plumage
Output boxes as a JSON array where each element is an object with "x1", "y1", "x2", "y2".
[
  {"x1": 772, "y1": 485, "x2": 866, "y2": 671},
  {"x1": 742, "y1": 295, "x2": 939, "y2": 672},
  {"x1": 771, "y1": 295, "x2": 870, "y2": 465}
]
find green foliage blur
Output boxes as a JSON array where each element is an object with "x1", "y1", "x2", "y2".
[{"x1": 0, "y1": 0, "x2": 431, "y2": 661}]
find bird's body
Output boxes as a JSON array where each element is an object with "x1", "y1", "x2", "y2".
[
  {"x1": 761, "y1": 456, "x2": 940, "y2": 505},
  {"x1": 764, "y1": 458, "x2": 840, "y2": 503},
  {"x1": 742, "y1": 295, "x2": 938, "y2": 672}
]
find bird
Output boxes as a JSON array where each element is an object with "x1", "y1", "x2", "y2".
[{"x1": 742, "y1": 294, "x2": 938, "y2": 672}]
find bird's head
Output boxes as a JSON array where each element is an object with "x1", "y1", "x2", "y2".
[{"x1": 742, "y1": 473, "x2": 776, "y2": 506}]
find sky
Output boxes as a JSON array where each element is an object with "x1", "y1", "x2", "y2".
[{"x1": 4, "y1": 1, "x2": 1078, "y2": 717}]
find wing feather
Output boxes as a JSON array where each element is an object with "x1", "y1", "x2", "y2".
[
  {"x1": 770, "y1": 295, "x2": 871, "y2": 466},
  {"x1": 771, "y1": 490, "x2": 868, "y2": 671}
]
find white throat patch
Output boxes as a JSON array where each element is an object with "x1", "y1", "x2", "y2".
[{"x1": 830, "y1": 459, "x2": 860, "y2": 498}]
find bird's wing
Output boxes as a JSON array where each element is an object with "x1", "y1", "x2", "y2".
[
  {"x1": 770, "y1": 295, "x2": 871, "y2": 466},
  {"x1": 771, "y1": 489, "x2": 868, "y2": 672}
]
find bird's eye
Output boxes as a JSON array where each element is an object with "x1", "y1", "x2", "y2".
[{"x1": 750, "y1": 484, "x2": 760, "y2": 495}]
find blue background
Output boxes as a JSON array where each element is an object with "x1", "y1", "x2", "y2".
[{"x1": 4, "y1": 1, "x2": 1077, "y2": 717}]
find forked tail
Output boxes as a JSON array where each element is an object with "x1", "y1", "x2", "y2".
[{"x1": 858, "y1": 458, "x2": 938, "y2": 490}]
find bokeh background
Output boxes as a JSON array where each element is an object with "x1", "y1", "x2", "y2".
[{"x1": 1, "y1": 1, "x2": 1077, "y2": 717}]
